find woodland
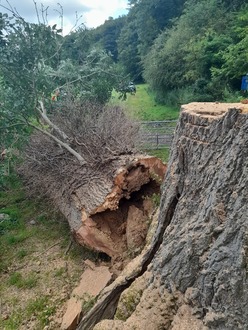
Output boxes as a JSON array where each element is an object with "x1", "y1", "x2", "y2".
[{"x1": 0, "y1": 0, "x2": 247, "y2": 155}]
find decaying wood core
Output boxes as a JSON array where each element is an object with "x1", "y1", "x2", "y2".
[{"x1": 73, "y1": 158, "x2": 166, "y2": 261}]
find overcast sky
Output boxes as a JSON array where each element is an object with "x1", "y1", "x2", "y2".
[{"x1": 0, "y1": 0, "x2": 129, "y2": 33}]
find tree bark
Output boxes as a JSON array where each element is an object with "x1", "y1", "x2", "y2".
[
  {"x1": 59, "y1": 156, "x2": 166, "y2": 260},
  {"x1": 76, "y1": 102, "x2": 248, "y2": 330}
]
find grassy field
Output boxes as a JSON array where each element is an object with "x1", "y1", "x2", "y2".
[
  {"x1": 110, "y1": 84, "x2": 180, "y2": 121},
  {"x1": 110, "y1": 83, "x2": 179, "y2": 163}
]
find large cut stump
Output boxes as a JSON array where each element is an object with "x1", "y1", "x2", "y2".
[{"x1": 77, "y1": 102, "x2": 248, "y2": 330}]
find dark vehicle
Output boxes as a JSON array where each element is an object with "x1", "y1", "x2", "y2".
[
  {"x1": 116, "y1": 81, "x2": 137, "y2": 100},
  {"x1": 128, "y1": 81, "x2": 136, "y2": 94}
]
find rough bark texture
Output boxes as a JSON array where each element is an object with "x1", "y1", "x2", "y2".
[
  {"x1": 151, "y1": 102, "x2": 248, "y2": 329},
  {"x1": 77, "y1": 102, "x2": 248, "y2": 330}
]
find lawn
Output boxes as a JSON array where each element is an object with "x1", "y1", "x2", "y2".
[
  {"x1": 110, "y1": 83, "x2": 179, "y2": 163},
  {"x1": 110, "y1": 84, "x2": 180, "y2": 121}
]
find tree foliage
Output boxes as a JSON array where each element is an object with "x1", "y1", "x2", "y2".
[
  {"x1": 1, "y1": 0, "x2": 247, "y2": 158},
  {"x1": 111, "y1": 0, "x2": 187, "y2": 81},
  {"x1": 92, "y1": 16, "x2": 126, "y2": 62},
  {"x1": 0, "y1": 11, "x2": 121, "y2": 153},
  {"x1": 143, "y1": 0, "x2": 247, "y2": 104},
  {"x1": 117, "y1": 20, "x2": 143, "y2": 81},
  {"x1": 211, "y1": 5, "x2": 248, "y2": 89}
]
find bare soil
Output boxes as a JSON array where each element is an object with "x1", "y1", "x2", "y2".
[{"x1": 0, "y1": 214, "x2": 101, "y2": 330}]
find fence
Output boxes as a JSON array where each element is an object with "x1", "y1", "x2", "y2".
[{"x1": 138, "y1": 120, "x2": 177, "y2": 149}]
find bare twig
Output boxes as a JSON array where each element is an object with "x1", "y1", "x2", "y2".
[
  {"x1": 37, "y1": 100, "x2": 70, "y2": 142},
  {"x1": 33, "y1": 0, "x2": 40, "y2": 24},
  {"x1": 28, "y1": 122, "x2": 87, "y2": 165},
  {"x1": 35, "y1": 241, "x2": 61, "y2": 258},
  {"x1": 64, "y1": 239, "x2": 73, "y2": 255}
]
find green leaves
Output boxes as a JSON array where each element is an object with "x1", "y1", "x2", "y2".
[
  {"x1": 0, "y1": 13, "x2": 121, "y2": 151},
  {"x1": 143, "y1": 0, "x2": 247, "y2": 104},
  {"x1": 211, "y1": 5, "x2": 248, "y2": 85}
]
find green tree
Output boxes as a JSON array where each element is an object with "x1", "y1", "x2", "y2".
[
  {"x1": 0, "y1": 14, "x2": 62, "y2": 149},
  {"x1": 92, "y1": 16, "x2": 126, "y2": 62},
  {"x1": 134, "y1": 0, "x2": 186, "y2": 58},
  {"x1": 116, "y1": 0, "x2": 186, "y2": 80},
  {"x1": 143, "y1": 0, "x2": 237, "y2": 103},
  {"x1": 61, "y1": 27, "x2": 93, "y2": 64},
  {"x1": 211, "y1": 5, "x2": 248, "y2": 90},
  {"x1": 117, "y1": 20, "x2": 143, "y2": 81},
  {"x1": 0, "y1": 12, "x2": 122, "y2": 157}
]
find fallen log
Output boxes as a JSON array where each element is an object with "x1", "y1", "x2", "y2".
[
  {"x1": 18, "y1": 104, "x2": 167, "y2": 262},
  {"x1": 19, "y1": 148, "x2": 166, "y2": 261},
  {"x1": 59, "y1": 155, "x2": 166, "y2": 260}
]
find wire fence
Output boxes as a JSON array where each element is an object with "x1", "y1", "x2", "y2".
[{"x1": 139, "y1": 120, "x2": 177, "y2": 149}]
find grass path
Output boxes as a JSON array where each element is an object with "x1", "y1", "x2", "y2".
[
  {"x1": 110, "y1": 83, "x2": 179, "y2": 163},
  {"x1": 110, "y1": 84, "x2": 180, "y2": 121}
]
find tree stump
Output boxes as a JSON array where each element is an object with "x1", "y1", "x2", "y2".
[{"x1": 77, "y1": 102, "x2": 248, "y2": 330}]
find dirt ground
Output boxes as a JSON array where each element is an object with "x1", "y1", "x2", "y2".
[{"x1": 0, "y1": 212, "x2": 102, "y2": 330}]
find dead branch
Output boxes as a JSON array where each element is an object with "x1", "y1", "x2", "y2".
[
  {"x1": 28, "y1": 122, "x2": 86, "y2": 165},
  {"x1": 64, "y1": 239, "x2": 73, "y2": 255},
  {"x1": 38, "y1": 100, "x2": 70, "y2": 142},
  {"x1": 36, "y1": 241, "x2": 61, "y2": 258}
]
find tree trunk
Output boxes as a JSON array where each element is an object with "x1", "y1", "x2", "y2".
[
  {"x1": 45, "y1": 154, "x2": 166, "y2": 262},
  {"x1": 77, "y1": 102, "x2": 248, "y2": 330}
]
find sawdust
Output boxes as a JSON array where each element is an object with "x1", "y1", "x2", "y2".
[{"x1": 182, "y1": 101, "x2": 248, "y2": 116}]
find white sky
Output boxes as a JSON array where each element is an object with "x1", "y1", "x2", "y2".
[{"x1": 0, "y1": 0, "x2": 129, "y2": 34}]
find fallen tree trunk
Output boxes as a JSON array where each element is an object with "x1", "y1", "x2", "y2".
[
  {"x1": 58, "y1": 155, "x2": 166, "y2": 260},
  {"x1": 19, "y1": 147, "x2": 166, "y2": 261},
  {"x1": 77, "y1": 102, "x2": 248, "y2": 330},
  {"x1": 18, "y1": 103, "x2": 167, "y2": 262}
]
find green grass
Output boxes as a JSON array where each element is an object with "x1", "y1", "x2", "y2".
[
  {"x1": 110, "y1": 84, "x2": 179, "y2": 163},
  {"x1": 110, "y1": 84, "x2": 180, "y2": 121},
  {"x1": 0, "y1": 175, "x2": 99, "y2": 329},
  {"x1": 54, "y1": 266, "x2": 66, "y2": 278},
  {"x1": 8, "y1": 271, "x2": 38, "y2": 289},
  {"x1": 0, "y1": 296, "x2": 56, "y2": 329},
  {"x1": 0, "y1": 309, "x2": 23, "y2": 330},
  {"x1": 0, "y1": 176, "x2": 97, "y2": 274},
  {"x1": 16, "y1": 248, "x2": 28, "y2": 259},
  {"x1": 144, "y1": 148, "x2": 171, "y2": 163},
  {"x1": 26, "y1": 296, "x2": 56, "y2": 326}
]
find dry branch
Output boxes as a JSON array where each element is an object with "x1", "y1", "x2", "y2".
[
  {"x1": 28, "y1": 122, "x2": 86, "y2": 165},
  {"x1": 37, "y1": 100, "x2": 70, "y2": 142}
]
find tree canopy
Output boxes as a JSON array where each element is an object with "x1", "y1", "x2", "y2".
[
  {"x1": 142, "y1": 0, "x2": 248, "y2": 104},
  {"x1": 1, "y1": 0, "x2": 248, "y2": 155},
  {"x1": 90, "y1": 0, "x2": 248, "y2": 105},
  {"x1": 0, "y1": 11, "x2": 122, "y2": 152}
]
